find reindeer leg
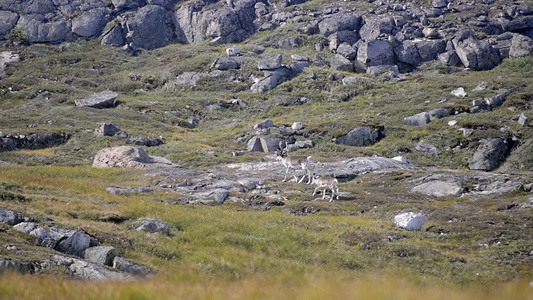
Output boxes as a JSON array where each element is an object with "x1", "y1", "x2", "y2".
[{"x1": 283, "y1": 166, "x2": 290, "y2": 182}]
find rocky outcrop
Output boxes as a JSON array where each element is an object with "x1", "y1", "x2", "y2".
[
  {"x1": 74, "y1": 90, "x2": 118, "y2": 108},
  {"x1": 0, "y1": 132, "x2": 69, "y2": 152},
  {"x1": 336, "y1": 127, "x2": 385, "y2": 147},
  {"x1": 92, "y1": 146, "x2": 175, "y2": 169},
  {"x1": 468, "y1": 138, "x2": 509, "y2": 171}
]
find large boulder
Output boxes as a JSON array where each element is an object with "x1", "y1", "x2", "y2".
[
  {"x1": 123, "y1": 5, "x2": 176, "y2": 50},
  {"x1": 509, "y1": 34, "x2": 533, "y2": 58},
  {"x1": 132, "y1": 217, "x2": 170, "y2": 235},
  {"x1": 318, "y1": 13, "x2": 362, "y2": 36},
  {"x1": 84, "y1": 246, "x2": 120, "y2": 266},
  {"x1": 330, "y1": 54, "x2": 354, "y2": 72},
  {"x1": 74, "y1": 90, "x2": 118, "y2": 108},
  {"x1": 404, "y1": 112, "x2": 430, "y2": 126},
  {"x1": 0, "y1": 11, "x2": 19, "y2": 39},
  {"x1": 92, "y1": 146, "x2": 174, "y2": 169},
  {"x1": 394, "y1": 212, "x2": 426, "y2": 231},
  {"x1": 0, "y1": 208, "x2": 22, "y2": 225},
  {"x1": 355, "y1": 40, "x2": 395, "y2": 71},
  {"x1": 71, "y1": 8, "x2": 111, "y2": 37},
  {"x1": 17, "y1": 14, "x2": 70, "y2": 43},
  {"x1": 468, "y1": 138, "x2": 509, "y2": 171},
  {"x1": 411, "y1": 180, "x2": 463, "y2": 197},
  {"x1": 337, "y1": 127, "x2": 384, "y2": 147},
  {"x1": 452, "y1": 30, "x2": 500, "y2": 70},
  {"x1": 359, "y1": 15, "x2": 394, "y2": 42},
  {"x1": 258, "y1": 54, "x2": 282, "y2": 71}
]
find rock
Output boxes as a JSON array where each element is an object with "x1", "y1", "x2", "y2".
[
  {"x1": 518, "y1": 113, "x2": 529, "y2": 127},
  {"x1": 226, "y1": 48, "x2": 241, "y2": 57},
  {"x1": 0, "y1": 208, "x2": 22, "y2": 225},
  {"x1": 478, "y1": 180, "x2": 525, "y2": 195},
  {"x1": 415, "y1": 39, "x2": 446, "y2": 62},
  {"x1": 0, "y1": 259, "x2": 33, "y2": 274},
  {"x1": 394, "y1": 212, "x2": 426, "y2": 231},
  {"x1": 291, "y1": 54, "x2": 309, "y2": 62},
  {"x1": 71, "y1": 8, "x2": 111, "y2": 37},
  {"x1": 55, "y1": 230, "x2": 91, "y2": 257},
  {"x1": 13, "y1": 222, "x2": 39, "y2": 235},
  {"x1": 106, "y1": 186, "x2": 155, "y2": 195},
  {"x1": 404, "y1": 112, "x2": 430, "y2": 126},
  {"x1": 330, "y1": 54, "x2": 354, "y2": 72},
  {"x1": 192, "y1": 189, "x2": 229, "y2": 204},
  {"x1": 318, "y1": 13, "x2": 362, "y2": 36},
  {"x1": 336, "y1": 43, "x2": 358, "y2": 60},
  {"x1": 451, "y1": 87, "x2": 467, "y2": 98},
  {"x1": 95, "y1": 123, "x2": 119, "y2": 137},
  {"x1": 290, "y1": 122, "x2": 304, "y2": 131},
  {"x1": 355, "y1": 40, "x2": 395, "y2": 71},
  {"x1": 485, "y1": 93, "x2": 507, "y2": 108},
  {"x1": 123, "y1": 5, "x2": 176, "y2": 50},
  {"x1": 260, "y1": 136, "x2": 283, "y2": 153},
  {"x1": 411, "y1": 180, "x2": 463, "y2": 197},
  {"x1": 247, "y1": 136, "x2": 263, "y2": 152},
  {"x1": 415, "y1": 141, "x2": 440, "y2": 155},
  {"x1": 237, "y1": 178, "x2": 264, "y2": 190},
  {"x1": 0, "y1": 51, "x2": 20, "y2": 79},
  {"x1": 212, "y1": 57, "x2": 240, "y2": 70},
  {"x1": 359, "y1": 15, "x2": 394, "y2": 42},
  {"x1": 92, "y1": 146, "x2": 174, "y2": 169},
  {"x1": 509, "y1": 34, "x2": 533, "y2": 58},
  {"x1": 254, "y1": 119, "x2": 274, "y2": 129},
  {"x1": 366, "y1": 65, "x2": 399, "y2": 77},
  {"x1": 429, "y1": 108, "x2": 451, "y2": 121},
  {"x1": 113, "y1": 256, "x2": 150, "y2": 276},
  {"x1": 328, "y1": 31, "x2": 359, "y2": 51},
  {"x1": 278, "y1": 36, "x2": 301, "y2": 49},
  {"x1": 17, "y1": 15, "x2": 70, "y2": 43},
  {"x1": 42, "y1": 254, "x2": 132, "y2": 281},
  {"x1": 129, "y1": 135, "x2": 164, "y2": 147},
  {"x1": 0, "y1": 11, "x2": 19, "y2": 40},
  {"x1": 74, "y1": 90, "x2": 118, "y2": 108},
  {"x1": 468, "y1": 138, "x2": 509, "y2": 171},
  {"x1": 84, "y1": 246, "x2": 120, "y2": 266},
  {"x1": 294, "y1": 140, "x2": 314, "y2": 149},
  {"x1": 473, "y1": 82, "x2": 489, "y2": 91},
  {"x1": 394, "y1": 40, "x2": 422, "y2": 67},
  {"x1": 452, "y1": 31, "x2": 500, "y2": 71},
  {"x1": 337, "y1": 127, "x2": 384, "y2": 147},
  {"x1": 133, "y1": 217, "x2": 170, "y2": 235},
  {"x1": 258, "y1": 54, "x2": 282, "y2": 71}
]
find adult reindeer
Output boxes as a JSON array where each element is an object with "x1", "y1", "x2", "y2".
[{"x1": 275, "y1": 142, "x2": 312, "y2": 184}]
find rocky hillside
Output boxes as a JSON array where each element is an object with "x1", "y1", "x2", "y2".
[{"x1": 0, "y1": 0, "x2": 532, "y2": 297}]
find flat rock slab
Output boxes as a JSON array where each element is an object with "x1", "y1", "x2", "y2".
[
  {"x1": 75, "y1": 91, "x2": 118, "y2": 108},
  {"x1": 411, "y1": 180, "x2": 463, "y2": 197},
  {"x1": 93, "y1": 146, "x2": 175, "y2": 169}
]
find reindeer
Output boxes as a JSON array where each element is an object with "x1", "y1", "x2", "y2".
[
  {"x1": 276, "y1": 142, "x2": 312, "y2": 184},
  {"x1": 312, "y1": 175, "x2": 339, "y2": 201}
]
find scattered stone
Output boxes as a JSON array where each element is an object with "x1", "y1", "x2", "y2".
[
  {"x1": 253, "y1": 119, "x2": 274, "y2": 129},
  {"x1": 260, "y1": 136, "x2": 283, "y2": 153},
  {"x1": 105, "y1": 186, "x2": 155, "y2": 196},
  {"x1": 247, "y1": 137, "x2": 264, "y2": 152},
  {"x1": 411, "y1": 180, "x2": 463, "y2": 197},
  {"x1": 226, "y1": 48, "x2": 241, "y2": 57},
  {"x1": 342, "y1": 76, "x2": 358, "y2": 85},
  {"x1": 95, "y1": 123, "x2": 119, "y2": 137},
  {"x1": 211, "y1": 57, "x2": 240, "y2": 70},
  {"x1": 258, "y1": 54, "x2": 282, "y2": 71},
  {"x1": 473, "y1": 82, "x2": 489, "y2": 91},
  {"x1": 132, "y1": 217, "x2": 170, "y2": 235},
  {"x1": 84, "y1": 246, "x2": 120, "y2": 266},
  {"x1": 518, "y1": 113, "x2": 529, "y2": 127},
  {"x1": 113, "y1": 256, "x2": 151, "y2": 276},
  {"x1": 451, "y1": 87, "x2": 467, "y2": 98},
  {"x1": 74, "y1": 91, "x2": 118, "y2": 108},
  {"x1": 468, "y1": 138, "x2": 509, "y2": 171},
  {"x1": 291, "y1": 122, "x2": 304, "y2": 130},
  {"x1": 394, "y1": 212, "x2": 426, "y2": 231},
  {"x1": 0, "y1": 259, "x2": 34, "y2": 274},
  {"x1": 0, "y1": 208, "x2": 22, "y2": 225},
  {"x1": 42, "y1": 254, "x2": 132, "y2": 281},
  {"x1": 415, "y1": 141, "x2": 440, "y2": 155},
  {"x1": 404, "y1": 112, "x2": 430, "y2": 126},
  {"x1": 485, "y1": 93, "x2": 507, "y2": 107}
]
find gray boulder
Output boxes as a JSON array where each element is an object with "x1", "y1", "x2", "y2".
[
  {"x1": 509, "y1": 34, "x2": 533, "y2": 58},
  {"x1": 415, "y1": 141, "x2": 440, "y2": 155},
  {"x1": 0, "y1": 11, "x2": 19, "y2": 39},
  {"x1": 100, "y1": 25, "x2": 126, "y2": 47},
  {"x1": 337, "y1": 127, "x2": 384, "y2": 147},
  {"x1": 113, "y1": 256, "x2": 150, "y2": 276},
  {"x1": 366, "y1": 65, "x2": 399, "y2": 77},
  {"x1": 518, "y1": 113, "x2": 529, "y2": 127},
  {"x1": 212, "y1": 57, "x2": 240, "y2": 70},
  {"x1": 258, "y1": 54, "x2": 282, "y2": 71},
  {"x1": 253, "y1": 119, "x2": 274, "y2": 129},
  {"x1": 124, "y1": 5, "x2": 176, "y2": 50},
  {"x1": 330, "y1": 54, "x2": 354, "y2": 72},
  {"x1": 468, "y1": 138, "x2": 509, "y2": 171},
  {"x1": 95, "y1": 123, "x2": 119, "y2": 137},
  {"x1": 0, "y1": 208, "x2": 22, "y2": 225},
  {"x1": 328, "y1": 31, "x2": 359, "y2": 51},
  {"x1": 75, "y1": 90, "x2": 118, "y2": 108},
  {"x1": 318, "y1": 13, "x2": 362, "y2": 36},
  {"x1": 415, "y1": 39, "x2": 446, "y2": 62},
  {"x1": 0, "y1": 259, "x2": 33, "y2": 274},
  {"x1": 394, "y1": 40, "x2": 422, "y2": 66},
  {"x1": 359, "y1": 15, "x2": 394, "y2": 42},
  {"x1": 18, "y1": 14, "x2": 70, "y2": 43},
  {"x1": 485, "y1": 93, "x2": 507, "y2": 108},
  {"x1": 411, "y1": 180, "x2": 463, "y2": 197},
  {"x1": 336, "y1": 43, "x2": 358, "y2": 60},
  {"x1": 355, "y1": 40, "x2": 395, "y2": 71},
  {"x1": 452, "y1": 31, "x2": 500, "y2": 70},
  {"x1": 55, "y1": 230, "x2": 91, "y2": 256},
  {"x1": 247, "y1": 136, "x2": 263, "y2": 152},
  {"x1": 404, "y1": 112, "x2": 430, "y2": 126},
  {"x1": 260, "y1": 136, "x2": 282, "y2": 153},
  {"x1": 192, "y1": 189, "x2": 229, "y2": 204},
  {"x1": 429, "y1": 108, "x2": 451, "y2": 121},
  {"x1": 43, "y1": 254, "x2": 132, "y2": 281},
  {"x1": 71, "y1": 8, "x2": 111, "y2": 37},
  {"x1": 133, "y1": 217, "x2": 170, "y2": 235},
  {"x1": 84, "y1": 246, "x2": 119, "y2": 266}
]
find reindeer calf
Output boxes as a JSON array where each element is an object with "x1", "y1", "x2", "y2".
[{"x1": 312, "y1": 175, "x2": 339, "y2": 201}]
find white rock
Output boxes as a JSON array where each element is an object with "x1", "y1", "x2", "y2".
[
  {"x1": 448, "y1": 120, "x2": 458, "y2": 126},
  {"x1": 451, "y1": 87, "x2": 467, "y2": 98},
  {"x1": 394, "y1": 212, "x2": 426, "y2": 231},
  {"x1": 291, "y1": 122, "x2": 305, "y2": 130},
  {"x1": 226, "y1": 48, "x2": 241, "y2": 57}
]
